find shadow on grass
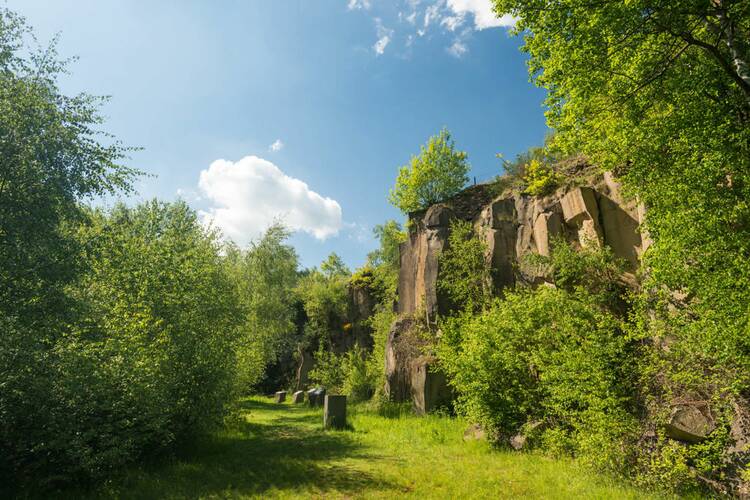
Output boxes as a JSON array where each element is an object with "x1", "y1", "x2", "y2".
[{"x1": 73, "y1": 398, "x2": 395, "y2": 499}]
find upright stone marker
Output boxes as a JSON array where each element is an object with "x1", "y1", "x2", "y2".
[
  {"x1": 324, "y1": 395, "x2": 347, "y2": 429},
  {"x1": 314, "y1": 388, "x2": 326, "y2": 407},
  {"x1": 307, "y1": 388, "x2": 318, "y2": 406},
  {"x1": 274, "y1": 391, "x2": 286, "y2": 403},
  {"x1": 292, "y1": 390, "x2": 304, "y2": 404}
]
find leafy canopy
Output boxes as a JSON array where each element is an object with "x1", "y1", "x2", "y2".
[
  {"x1": 493, "y1": 0, "x2": 750, "y2": 388},
  {"x1": 389, "y1": 128, "x2": 469, "y2": 214}
]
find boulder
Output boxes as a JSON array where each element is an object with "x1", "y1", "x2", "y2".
[
  {"x1": 510, "y1": 421, "x2": 543, "y2": 450},
  {"x1": 664, "y1": 405, "x2": 715, "y2": 443},
  {"x1": 424, "y1": 203, "x2": 454, "y2": 228},
  {"x1": 274, "y1": 391, "x2": 286, "y2": 403},
  {"x1": 292, "y1": 390, "x2": 305, "y2": 404},
  {"x1": 306, "y1": 388, "x2": 318, "y2": 406},
  {"x1": 323, "y1": 395, "x2": 347, "y2": 429},
  {"x1": 410, "y1": 355, "x2": 451, "y2": 415},
  {"x1": 598, "y1": 194, "x2": 642, "y2": 269},
  {"x1": 561, "y1": 186, "x2": 599, "y2": 225},
  {"x1": 509, "y1": 434, "x2": 527, "y2": 451},
  {"x1": 560, "y1": 187, "x2": 602, "y2": 247}
]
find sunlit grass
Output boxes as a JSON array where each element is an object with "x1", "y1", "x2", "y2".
[{"x1": 60, "y1": 396, "x2": 683, "y2": 499}]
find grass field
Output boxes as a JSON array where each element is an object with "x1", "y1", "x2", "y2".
[{"x1": 61, "y1": 396, "x2": 681, "y2": 499}]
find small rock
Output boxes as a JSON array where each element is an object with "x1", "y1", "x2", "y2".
[
  {"x1": 292, "y1": 390, "x2": 304, "y2": 404},
  {"x1": 274, "y1": 391, "x2": 286, "y2": 403}
]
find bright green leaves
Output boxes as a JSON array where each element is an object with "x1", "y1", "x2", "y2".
[
  {"x1": 522, "y1": 159, "x2": 561, "y2": 196},
  {"x1": 389, "y1": 128, "x2": 470, "y2": 214},
  {"x1": 437, "y1": 219, "x2": 492, "y2": 313}
]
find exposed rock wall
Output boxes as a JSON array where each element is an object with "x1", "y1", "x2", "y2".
[{"x1": 387, "y1": 171, "x2": 648, "y2": 410}]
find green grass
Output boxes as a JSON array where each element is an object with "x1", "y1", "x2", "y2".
[{"x1": 62, "y1": 396, "x2": 677, "y2": 499}]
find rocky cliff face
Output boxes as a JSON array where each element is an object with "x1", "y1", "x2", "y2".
[{"x1": 386, "y1": 169, "x2": 648, "y2": 411}]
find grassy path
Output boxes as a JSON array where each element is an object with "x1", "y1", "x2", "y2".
[{"x1": 70, "y1": 396, "x2": 672, "y2": 499}]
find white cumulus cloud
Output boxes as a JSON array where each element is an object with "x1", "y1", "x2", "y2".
[
  {"x1": 198, "y1": 156, "x2": 343, "y2": 244},
  {"x1": 446, "y1": 0, "x2": 517, "y2": 30},
  {"x1": 269, "y1": 138, "x2": 284, "y2": 152}
]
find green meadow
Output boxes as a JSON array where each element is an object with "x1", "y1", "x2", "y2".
[{"x1": 61, "y1": 397, "x2": 684, "y2": 500}]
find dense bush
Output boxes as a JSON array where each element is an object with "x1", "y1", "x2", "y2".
[
  {"x1": 439, "y1": 286, "x2": 639, "y2": 471},
  {"x1": 2, "y1": 201, "x2": 243, "y2": 487},
  {"x1": 439, "y1": 240, "x2": 640, "y2": 471},
  {"x1": 365, "y1": 307, "x2": 397, "y2": 402}
]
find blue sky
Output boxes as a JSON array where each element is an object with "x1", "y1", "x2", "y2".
[{"x1": 10, "y1": 0, "x2": 548, "y2": 269}]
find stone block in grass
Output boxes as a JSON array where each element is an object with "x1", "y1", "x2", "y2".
[
  {"x1": 324, "y1": 395, "x2": 347, "y2": 429},
  {"x1": 274, "y1": 391, "x2": 286, "y2": 403},
  {"x1": 308, "y1": 387, "x2": 326, "y2": 407},
  {"x1": 292, "y1": 390, "x2": 304, "y2": 404}
]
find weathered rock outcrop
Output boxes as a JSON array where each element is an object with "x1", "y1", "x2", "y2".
[
  {"x1": 397, "y1": 171, "x2": 646, "y2": 319},
  {"x1": 386, "y1": 170, "x2": 648, "y2": 408}
]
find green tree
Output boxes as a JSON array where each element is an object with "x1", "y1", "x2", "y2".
[
  {"x1": 228, "y1": 223, "x2": 300, "y2": 389},
  {"x1": 3, "y1": 200, "x2": 242, "y2": 485},
  {"x1": 389, "y1": 128, "x2": 470, "y2": 214},
  {"x1": 367, "y1": 220, "x2": 406, "y2": 269},
  {"x1": 0, "y1": 8, "x2": 138, "y2": 485},
  {"x1": 296, "y1": 254, "x2": 350, "y2": 350},
  {"x1": 320, "y1": 252, "x2": 350, "y2": 279},
  {"x1": 362, "y1": 220, "x2": 407, "y2": 304}
]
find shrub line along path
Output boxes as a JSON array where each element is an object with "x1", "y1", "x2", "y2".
[{"x1": 65, "y1": 396, "x2": 678, "y2": 499}]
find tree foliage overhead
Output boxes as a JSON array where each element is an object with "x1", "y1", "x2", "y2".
[
  {"x1": 389, "y1": 128, "x2": 469, "y2": 214},
  {"x1": 493, "y1": 0, "x2": 750, "y2": 386}
]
